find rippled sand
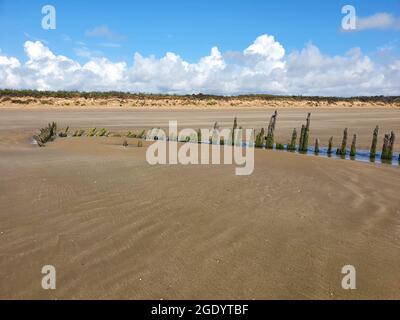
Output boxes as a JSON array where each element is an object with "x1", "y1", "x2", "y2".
[{"x1": 0, "y1": 107, "x2": 400, "y2": 299}]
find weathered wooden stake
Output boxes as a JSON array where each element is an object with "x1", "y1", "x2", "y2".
[
  {"x1": 298, "y1": 113, "x2": 311, "y2": 152},
  {"x1": 350, "y1": 134, "x2": 357, "y2": 157},
  {"x1": 287, "y1": 128, "x2": 297, "y2": 151},
  {"x1": 382, "y1": 131, "x2": 395, "y2": 160},
  {"x1": 231, "y1": 117, "x2": 239, "y2": 146},
  {"x1": 299, "y1": 125, "x2": 305, "y2": 152},
  {"x1": 314, "y1": 138, "x2": 320, "y2": 154},
  {"x1": 336, "y1": 128, "x2": 348, "y2": 156},
  {"x1": 255, "y1": 128, "x2": 265, "y2": 148},
  {"x1": 381, "y1": 134, "x2": 390, "y2": 160},
  {"x1": 370, "y1": 126, "x2": 379, "y2": 158},
  {"x1": 388, "y1": 132, "x2": 395, "y2": 160},
  {"x1": 327, "y1": 136, "x2": 333, "y2": 155},
  {"x1": 265, "y1": 110, "x2": 277, "y2": 149}
]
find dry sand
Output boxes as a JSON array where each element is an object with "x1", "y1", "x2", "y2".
[{"x1": 0, "y1": 107, "x2": 400, "y2": 300}]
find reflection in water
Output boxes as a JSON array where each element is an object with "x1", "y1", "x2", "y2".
[{"x1": 271, "y1": 144, "x2": 399, "y2": 167}]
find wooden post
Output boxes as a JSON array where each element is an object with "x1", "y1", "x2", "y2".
[
  {"x1": 266, "y1": 111, "x2": 277, "y2": 149},
  {"x1": 298, "y1": 113, "x2": 311, "y2": 152},
  {"x1": 314, "y1": 138, "x2": 320, "y2": 154},
  {"x1": 255, "y1": 128, "x2": 265, "y2": 148},
  {"x1": 337, "y1": 128, "x2": 348, "y2": 156},
  {"x1": 382, "y1": 132, "x2": 395, "y2": 161},
  {"x1": 327, "y1": 136, "x2": 333, "y2": 155},
  {"x1": 389, "y1": 132, "x2": 395, "y2": 160},
  {"x1": 299, "y1": 125, "x2": 305, "y2": 152},
  {"x1": 350, "y1": 134, "x2": 357, "y2": 157},
  {"x1": 370, "y1": 126, "x2": 379, "y2": 159},
  {"x1": 232, "y1": 117, "x2": 238, "y2": 146},
  {"x1": 288, "y1": 128, "x2": 297, "y2": 151}
]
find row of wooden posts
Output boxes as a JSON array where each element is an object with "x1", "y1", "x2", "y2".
[
  {"x1": 34, "y1": 114, "x2": 397, "y2": 162},
  {"x1": 239, "y1": 111, "x2": 397, "y2": 162}
]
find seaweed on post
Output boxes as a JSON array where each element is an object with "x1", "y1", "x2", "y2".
[
  {"x1": 87, "y1": 128, "x2": 97, "y2": 137},
  {"x1": 232, "y1": 117, "x2": 238, "y2": 146},
  {"x1": 336, "y1": 128, "x2": 348, "y2": 156},
  {"x1": 381, "y1": 131, "x2": 395, "y2": 161},
  {"x1": 275, "y1": 143, "x2": 285, "y2": 150},
  {"x1": 73, "y1": 129, "x2": 85, "y2": 137},
  {"x1": 350, "y1": 134, "x2": 357, "y2": 158},
  {"x1": 58, "y1": 126, "x2": 69, "y2": 138},
  {"x1": 33, "y1": 122, "x2": 57, "y2": 147},
  {"x1": 287, "y1": 128, "x2": 297, "y2": 151},
  {"x1": 96, "y1": 128, "x2": 109, "y2": 137},
  {"x1": 370, "y1": 126, "x2": 379, "y2": 159},
  {"x1": 298, "y1": 113, "x2": 311, "y2": 152},
  {"x1": 255, "y1": 128, "x2": 265, "y2": 148},
  {"x1": 265, "y1": 110, "x2": 277, "y2": 149},
  {"x1": 388, "y1": 132, "x2": 395, "y2": 160},
  {"x1": 327, "y1": 136, "x2": 333, "y2": 155},
  {"x1": 314, "y1": 138, "x2": 320, "y2": 154},
  {"x1": 137, "y1": 129, "x2": 146, "y2": 139}
]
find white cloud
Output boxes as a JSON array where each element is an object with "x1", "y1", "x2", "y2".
[
  {"x1": 85, "y1": 25, "x2": 126, "y2": 41},
  {"x1": 356, "y1": 13, "x2": 400, "y2": 31},
  {"x1": 0, "y1": 36, "x2": 399, "y2": 96}
]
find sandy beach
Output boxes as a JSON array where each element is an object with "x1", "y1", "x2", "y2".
[{"x1": 1, "y1": 106, "x2": 400, "y2": 299}]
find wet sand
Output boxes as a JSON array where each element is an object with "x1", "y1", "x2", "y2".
[
  {"x1": 1, "y1": 107, "x2": 400, "y2": 149},
  {"x1": 0, "y1": 107, "x2": 400, "y2": 299}
]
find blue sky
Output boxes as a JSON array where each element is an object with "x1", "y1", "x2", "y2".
[
  {"x1": 0, "y1": 0, "x2": 399, "y2": 95},
  {"x1": 0, "y1": 0, "x2": 398, "y2": 62}
]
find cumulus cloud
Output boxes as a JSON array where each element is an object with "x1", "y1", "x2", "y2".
[{"x1": 0, "y1": 35, "x2": 399, "y2": 96}]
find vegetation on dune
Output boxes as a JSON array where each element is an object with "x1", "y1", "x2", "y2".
[{"x1": 1, "y1": 89, "x2": 399, "y2": 104}]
